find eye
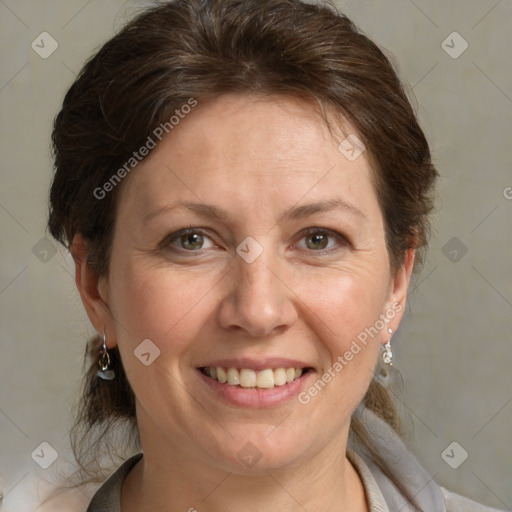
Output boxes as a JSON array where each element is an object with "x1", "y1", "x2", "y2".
[
  {"x1": 296, "y1": 228, "x2": 348, "y2": 252},
  {"x1": 305, "y1": 232, "x2": 330, "y2": 250},
  {"x1": 162, "y1": 229, "x2": 215, "y2": 252}
]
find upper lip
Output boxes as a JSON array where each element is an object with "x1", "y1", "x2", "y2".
[{"x1": 197, "y1": 358, "x2": 313, "y2": 371}]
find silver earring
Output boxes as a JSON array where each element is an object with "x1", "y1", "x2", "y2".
[
  {"x1": 97, "y1": 330, "x2": 115, "y2": 380},
  {"x1": 382, "y1": 328, "x2": 393, "y2": 366}
]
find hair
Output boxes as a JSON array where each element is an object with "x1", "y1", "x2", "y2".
[{"x1": 48, "y1": 0, "x2": 437, "y2": 507}]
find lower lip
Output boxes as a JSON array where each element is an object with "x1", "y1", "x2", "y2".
[{"x1": 197, "y1": 369, "x2": 313, "y2": 408}]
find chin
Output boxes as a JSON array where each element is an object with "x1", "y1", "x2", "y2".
[{"x1": 200, "y1": 427, "x2": 315, "y2": 474}]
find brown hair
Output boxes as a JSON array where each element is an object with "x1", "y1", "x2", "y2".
[{"x1": 48, "y1": 0, "x2": 437, "y2": 505}]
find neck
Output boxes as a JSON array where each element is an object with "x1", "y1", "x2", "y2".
[{"x1": 121, "y1": 428, "x2": 367, "y2": 512}]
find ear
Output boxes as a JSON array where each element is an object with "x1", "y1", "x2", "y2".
[
  {"x1": 382, "y1": 248, "x2": 416, "y2": 339},
  {"x1": 70, "y1": 234, "x2": 117, "y2": 348}
]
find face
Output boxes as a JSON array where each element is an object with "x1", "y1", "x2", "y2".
[{"x1": 87, "y1": 94, "x2": 412, "y2": 473}]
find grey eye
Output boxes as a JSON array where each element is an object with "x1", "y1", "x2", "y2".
[
  {"x1": 180, "y1": 233, "x2": 206, "y2": 250},
  {"x1": 305, "y1": 233, "x2": 329, "y2": 250}
]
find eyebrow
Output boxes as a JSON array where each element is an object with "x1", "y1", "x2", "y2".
[{"x1": 144, "y1": 198, "x2": 366, "y2": 225}]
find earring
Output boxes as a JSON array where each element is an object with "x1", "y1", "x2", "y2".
[
  {"x1": 97, "y1": 330, "x2": 115, "y2": 380},
  {"x1": 382, "y1": 328, "x2": 393, "y2": 366}
]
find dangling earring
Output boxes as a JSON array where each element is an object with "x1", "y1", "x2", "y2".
[
  {"x1": 382, "y1": 328, "x2": 393, "y2": 366},
  {"x1": 97, "y1": 330, "x2": 115, "y2": 380}
]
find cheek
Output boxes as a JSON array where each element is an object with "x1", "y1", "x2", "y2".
[
  {"x1": 107, "y1": 261, "x2": 222, "y2": 424},
  {"x1": 109, "y1": 253, "x2": 390, "y2": 363},
  {"x1": 297, "y1": 262, "x2": 390, "y2": 346},
  {"x1": 295, "y1": 266, "x2": 389, "y2": 394},
  {"x1": 108, "y1": 260, "x2": 222, "y2": 356}
]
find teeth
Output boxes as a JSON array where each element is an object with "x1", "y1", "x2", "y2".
[
  {"x1": 217, "y1": 367, "x2": 227, "y2": 384},
  {"x1": 273, "y1": 368, "x2": 287, "y2": 386},
  {"x1": 256, "y1": 369, "x2": 274, "y2": 389},
  {"x1": 203, "y1": 366, "x2": 306, "y2": 389},
  {"x1": 240, "y1": 369, "x2": 256, "y2": 388},
  {"x1": 227, "y1": 367, "x2": 240, "y2": 385}
]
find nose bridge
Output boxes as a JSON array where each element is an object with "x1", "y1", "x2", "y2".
[
  {"x1": 218, "y1": 249, "x2": 297, "y2": 337},
  {"x1": 240, "y1": 254, "x2": 276, "y2": 299}
]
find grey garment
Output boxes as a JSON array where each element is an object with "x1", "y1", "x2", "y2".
[
  {"x1": 347, "y1": 407, "x2": 504, "y2": 512},
  {"x1": 86, "y1": 409, "x2": 504, "y2": 512},
  {"x1": 86, "y1": 453, "x2": 141, "y2": 512},
  {"x1": 348, "y1": 451, "x2": 503, "y2": 512}
]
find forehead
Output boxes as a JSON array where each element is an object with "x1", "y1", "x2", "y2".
[{"x1": 118, "y1": 94, "x2": 380, "y2": 223}]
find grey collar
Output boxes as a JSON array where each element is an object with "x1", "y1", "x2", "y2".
[
  {"x1": 350, "y1": 405, "x2": 446, "y2": 512},
  {"x1": 88, "y1": 407, "x2": 445, "y2": 512}
]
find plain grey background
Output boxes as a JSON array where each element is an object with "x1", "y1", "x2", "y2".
[{"x1": 0, "y1": 0, "x2": 511, "y2": 510}]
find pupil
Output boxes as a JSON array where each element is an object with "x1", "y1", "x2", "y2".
[
  {"x1": 183, "y1": 233, "x2": 202, "y2": 249},
  {"x1": 308, "y1": 234, "x2": 327, "y2": 249}
]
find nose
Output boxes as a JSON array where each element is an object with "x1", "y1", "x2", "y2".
[{"x1": 217, "y1": 254, "x2": 298, "y2": 338}]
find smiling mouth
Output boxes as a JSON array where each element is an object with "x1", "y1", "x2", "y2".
[{"x1": 199, "y1": 366, "x2": 312, "y2": 389}]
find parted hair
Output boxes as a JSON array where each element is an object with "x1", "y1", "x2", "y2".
[{"x1": 48, "y1": 0, "x2": 437, "y2": 506}]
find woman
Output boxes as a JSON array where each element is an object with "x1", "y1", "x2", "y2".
[{"x1": 47, "y1": 0, "x2": 503, "y2": 510}]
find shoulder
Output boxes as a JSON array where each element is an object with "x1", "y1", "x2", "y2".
[
  {"x1": 33, "y1": 486, "x2": 100, "y2": 512},
  {"x1": 441, "y1": 487, "x2": 506, "y2": 512},
  {"x1": 2, "y1": 472, "x2": 100, "y2": 512},
  {"x1": 352, "y1": 407, "x2": 507, "y2": 512}
]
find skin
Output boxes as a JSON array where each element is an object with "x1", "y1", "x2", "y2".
[{"x1": 73, "y1": 94, "x2": 415, "y2": 511}]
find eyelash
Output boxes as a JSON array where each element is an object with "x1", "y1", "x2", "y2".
[{"x1": 159, "y1": 226, "x2": 350, "y2": 255}]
